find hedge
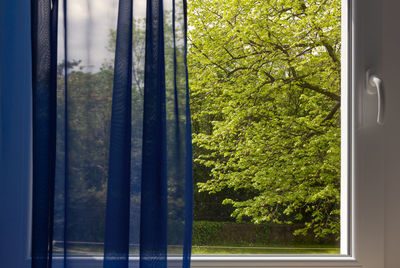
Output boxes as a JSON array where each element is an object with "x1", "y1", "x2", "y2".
[{"x1": 192, "y1": 221, "x2": 337, "y2": 246}]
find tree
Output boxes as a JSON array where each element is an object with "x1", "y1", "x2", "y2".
[
  {"x1": 53, "y1": 14, "x2": 190, "y2": 244},
  {"x1": 188, "y1": 0, "x2": 341, "y2": 238}
]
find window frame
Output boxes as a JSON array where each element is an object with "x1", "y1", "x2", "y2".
[
  {"x1": 51, "y1": 0, "x2": 389, "y2": 267},
  {"x1": 55, "y1": 0, "x2": 362, "y2": 267},
  {"x1": 190, "y1": 0, "x2": 355, "y2": 266},
  {"x1": 1, "y1": 0, "x2": 387, "y2": 266}
]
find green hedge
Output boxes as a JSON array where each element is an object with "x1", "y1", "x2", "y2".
[
  {"x1": 193, "y1": 221, "x2": 270, "y2": 246},
  {"x1": 192, "y1": 221, "x2": 337, "y2": 246}
]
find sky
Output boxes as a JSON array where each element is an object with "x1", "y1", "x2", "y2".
[{"x1": 57, "y1": 0, "x2": 149, "y2": 72}]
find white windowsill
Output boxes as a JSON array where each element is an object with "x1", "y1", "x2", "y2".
[{"x1": 50, "y1": 255, "x2": 360, "y2": 268}]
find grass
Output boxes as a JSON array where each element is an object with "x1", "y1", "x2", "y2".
[
  {"x1": 53, "y1": 241, "x2": 340, "y2": 255},
  {"x1": 54, "y1": 244, "x2": 339, "y2": 255},
  {"x1": 192, "y1": 244, "x2": 339, "y2": 254}
]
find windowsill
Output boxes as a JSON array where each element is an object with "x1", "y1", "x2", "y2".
[{"x1": 50, "y1": 255, "x2": 360, "y2": 268}]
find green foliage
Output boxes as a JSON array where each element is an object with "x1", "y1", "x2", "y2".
[
  {"x1": 54, "y1": 22, "x2": 147, "y2": 243},
  {"x1": 193, "y1": 221, "x2": 224, "y2": 245},
  {"x1": 192, "y1": 221, "x2": 272, "y2": 246},
  {"x1": 188, "y1": 0, "x2": 341, "y2": 238},
  {"x1": 53, "y1": 15, "x2": 190, "y2": 243},
  {"x1": 192, "y1": 221, "x2": 337, "y2": 246}
]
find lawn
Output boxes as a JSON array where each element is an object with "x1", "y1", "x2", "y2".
[
  {"x1": 54, "y1": 243, "x2": 339, "y2": 255},
  {"x1": 192, "y1": 244, "x2": 340, "y2": 255}
]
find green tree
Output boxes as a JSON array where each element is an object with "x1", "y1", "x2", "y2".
[
  {"x1": 53, "y1": 14, "x2": 190, "y2": 244},
  {"x1": 188, "y1": 0, "x2": 341, "y2": 238}
]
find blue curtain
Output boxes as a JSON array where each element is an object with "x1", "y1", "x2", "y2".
[
  {"x1": 0, "y1": 0, "x2": 32, "y2": 266},
  {"x1": 31, "y1": 0, "x2": 193, "y2": 267}
]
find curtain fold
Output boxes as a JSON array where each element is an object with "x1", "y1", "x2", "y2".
[
  {"x1": 103, "y1": 0, "x2": 133, "y2": 265},
  {"x1": 31, "y1": 0, "x2": 193, "y2": 267},
  {"x1": 31, "y1": 0, "x2": 58, "y2": 266},
  {"x1": 140, "y1": 0, "x2": 168, "y2": 264}
]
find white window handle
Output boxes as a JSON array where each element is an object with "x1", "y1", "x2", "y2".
[{"x1": 366, "y1": 70, "x2": 384, "y2": 125}]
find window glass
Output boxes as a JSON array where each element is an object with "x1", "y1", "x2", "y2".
[{"x1": 188, "y1": 0, "x2": 341, "y2": 254}]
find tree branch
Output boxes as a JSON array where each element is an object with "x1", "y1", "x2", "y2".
[
  {"x1": 298, "y1": 81, "x2": 340, "y2": 102},
  {"x1": 322, "y1": 102, "x2": 340, "y2": 122},
  {"x1": 321, "y1": 40, "x2": 339, "y2": 64}
]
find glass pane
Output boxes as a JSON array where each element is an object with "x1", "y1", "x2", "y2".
[
  {"x1": 53, "y1": 0, "x2": 191, "y2": 263},
  {"x1": 188, "y1": 0, "x2": 341, "y2": 254}
]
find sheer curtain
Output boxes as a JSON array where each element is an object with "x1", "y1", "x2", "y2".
[{"x1": 31, "y1": 0, "x2": 193, "y2": 267}]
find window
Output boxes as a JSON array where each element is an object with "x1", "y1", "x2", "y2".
[
  {"x1": 0, "y1": 0, "x2": 392, "y2": 267},
  {"x1": 189, "y1": 0, "x2": 343, "y2": 256}
]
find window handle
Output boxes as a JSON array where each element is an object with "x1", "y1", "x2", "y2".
[{"x1": 366, "y1": 70, "x2": 384, "y2": 125}]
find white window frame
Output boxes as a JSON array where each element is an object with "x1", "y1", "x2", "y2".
[
  {"x1": 0, "y1": 0, "x2": 387, "y2": 266},
  {"x1": 52, "y1": 0, "x2": 388, "y2": 267},
  {"x1": 54, "y1": 0, "x2": 386, "y2": 267},
  {"x1": 189, "y1": 0, "x2": 386, "y2": 266},
  {"x1": 54, "y1": 0, "x2": 385, "y2": 267},
  {"x1": 189, "y1": 0, "x2": 353, "y2": 266}
]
